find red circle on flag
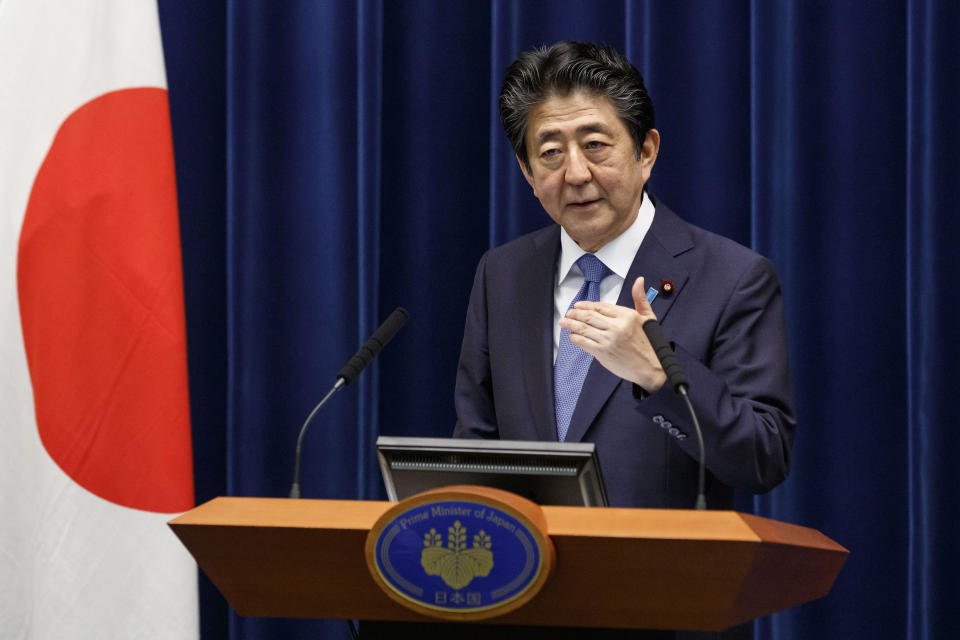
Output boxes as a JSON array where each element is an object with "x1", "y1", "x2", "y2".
[{"x1": 17, "y1": 88, "x2": 194, "y2": 513}]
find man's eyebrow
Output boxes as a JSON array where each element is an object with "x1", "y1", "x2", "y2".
[{"x1": 536, "y1": 122, "x2": 615, "y2": 144}]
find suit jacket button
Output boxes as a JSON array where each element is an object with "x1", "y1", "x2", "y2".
[
  {"x1": 676, "y1": 433, "x2": 687, "y2": 440},
  {"x1": 652, "y1": 414, "x2": 665, "y2": 424},
  {"x1": 661, "y1": 421, "x2": 672, "y2": 430},
  {"x1": 668, "y1": 427, "x2": 680, "y2": 437}
]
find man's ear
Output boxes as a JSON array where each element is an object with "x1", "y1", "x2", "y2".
[
  {"x1": 641, "y1": 128, "x2": 660, "y2": 176},
  {"x1": 516, "y1": 155, "x2": 537, "y2": 194}
]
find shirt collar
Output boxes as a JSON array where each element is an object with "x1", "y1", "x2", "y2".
[{"x1": 557, "y1": 191, "x2": 656, "y2": 282}]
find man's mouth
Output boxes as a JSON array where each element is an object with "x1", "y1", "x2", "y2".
[{"x1": 569, "y1": 199, "x2": 599, "y2": 208}]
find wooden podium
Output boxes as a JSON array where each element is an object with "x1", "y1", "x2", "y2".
[{"x1": 169, "y1": 496, "x2": 847, "y2": 631}]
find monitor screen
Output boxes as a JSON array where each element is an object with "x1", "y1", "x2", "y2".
[{"x1": 375, "y1": 436, "x2": 608, "y2": 507}]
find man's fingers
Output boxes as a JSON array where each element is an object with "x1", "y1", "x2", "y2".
[
  {"x1": 563, "y1": 308, "x2": 614, "y2": 330},
  {"x1": 573, "y1": 300, "x2": 621, "y2": 316},
  {"x1": 560, "y1": 317, "x2": 604, "y2": 343},
  {"x1": 567, "y1": 332, "x2": 598, "y2": 354}
]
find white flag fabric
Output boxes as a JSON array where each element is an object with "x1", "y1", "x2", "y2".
[{"x1": 0, "y1": 1, "x2": 198, "y2": 638}]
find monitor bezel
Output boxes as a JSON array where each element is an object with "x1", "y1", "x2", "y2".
[{"x1": 375, "y1": 436, "x2": 608, "y2": 507}]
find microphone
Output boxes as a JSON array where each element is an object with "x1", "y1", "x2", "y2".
[
  {"x1": 642, "y1": 319, "x2": 689, "y2": 392},
  {"x1": 642, "y1": 318, "x2": 706, "y2": 510},
  {"x1": 337, "y1": 307, "x2": 409, "y2": 386},
  {"x1": 289, "y1": 307, "x2": 409, "y2": 499}
]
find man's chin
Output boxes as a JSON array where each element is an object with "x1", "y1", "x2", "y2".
[{"x1": 564, "y1": 225, "x2": 615, "y2": 252}]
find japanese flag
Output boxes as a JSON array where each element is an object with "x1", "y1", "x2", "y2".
[{"x1": 0, "y1": 1, "x2": 198, "y2": 638}]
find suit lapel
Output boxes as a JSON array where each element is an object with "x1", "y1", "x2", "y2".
[
  {"x1": 516, "y1": 226, "x2": 562, "y2": 442},
  {"x1": 563, "y1": 202, "x2": 694, "y2": 443}
]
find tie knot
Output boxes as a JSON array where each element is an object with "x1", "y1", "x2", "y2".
[{"x1": 576, "y1": 253, "x2": 611, "y2": 284}]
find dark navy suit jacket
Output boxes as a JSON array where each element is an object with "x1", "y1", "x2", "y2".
[{"x1": 453, "y1": 200, "x2": 796, "y2": 509}]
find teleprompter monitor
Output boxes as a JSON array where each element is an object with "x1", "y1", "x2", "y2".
[{"x1": 375, "y1": 436, "x2": 608, "y2": 507}]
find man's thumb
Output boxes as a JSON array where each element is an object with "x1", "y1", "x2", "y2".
[{"x1": 632, "y1": 276, "x2": 651, "y2": 313}]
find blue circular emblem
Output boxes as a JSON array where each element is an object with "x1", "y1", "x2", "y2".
[{"x1": 369, "y1": 497, "x2": 549, "y2": 616}]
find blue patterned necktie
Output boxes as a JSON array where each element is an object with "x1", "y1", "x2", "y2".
[{"x1": 555, "y1": 253, "x2": 612, "y2": 441}]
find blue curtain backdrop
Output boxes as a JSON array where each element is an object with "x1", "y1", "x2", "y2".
[{"x1": 157, "y1": 1, "x2": 959, "y2": 639}]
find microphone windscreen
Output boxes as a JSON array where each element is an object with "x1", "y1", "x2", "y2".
[
  {"x1": 642, "y1": 319, "x2": 689, "y2": 392},
  {"x1": 337, "y1": 307, "x2": 409, "y2": 385}
]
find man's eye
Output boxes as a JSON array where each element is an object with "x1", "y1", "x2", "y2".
[
  {"x1": 541, "y1": 148, "x2": 560, "y2": 158},
  {"x1": 585, "y1": 140, "x2": 605, "y2": 149}
]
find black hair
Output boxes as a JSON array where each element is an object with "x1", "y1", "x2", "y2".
[{"x1": 499, "y1": 41, "x2": 655, "y2": 172}]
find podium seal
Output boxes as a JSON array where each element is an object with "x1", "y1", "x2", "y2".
[{"x1": 365, "y1": 485, "x2": 555, "y2": 620}]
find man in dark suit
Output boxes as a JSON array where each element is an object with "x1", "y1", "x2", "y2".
[
  {"x1": 453, "y1": 41, "x2": 795, "y2": 512},
  {"x1": 365, "y1": 41, "x2": 780, "y2": 640}
]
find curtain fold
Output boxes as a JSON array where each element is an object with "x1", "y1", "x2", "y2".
[
  {"x1": 906, "y1": 2, "x2": 960, "y2": 639},
  {"x1": 157, "y1": 1, "x2": 960, "y2": 638},
  {"x1": 355, "y1": 0, "x2": 384, "y2": 501}
]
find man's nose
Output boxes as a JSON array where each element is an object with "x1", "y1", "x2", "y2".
[{"x1": 564, "y1": 149, "x2": 592, "y2": 184}]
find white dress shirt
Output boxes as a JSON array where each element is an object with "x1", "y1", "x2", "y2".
[{"x1": 552, "y1": 192, "x2": 656, "y2": 361}]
